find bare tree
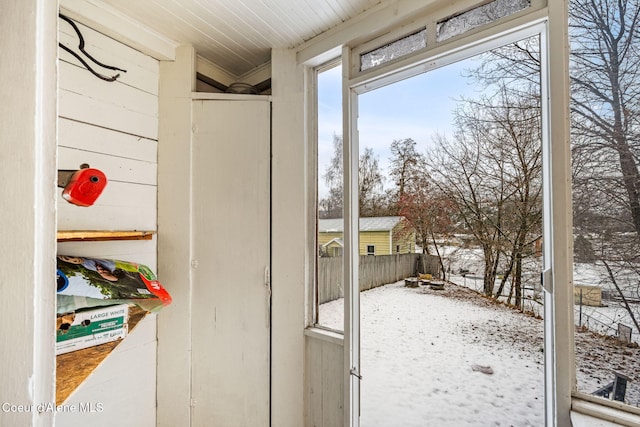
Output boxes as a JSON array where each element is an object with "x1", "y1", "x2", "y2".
[
  {"x1": 468, "y1": 0, "x2": 640, "y2": 333},
  {"x1": 320, "y1": 135, "x2": 388, "y2": 218},
  {"x1": 429, "y1": 127, "x2": 505, "y2": 297},
  {"x1": 570, "y1": 0, "x2": 640, "y2": 236},
  {"x1": 484, "y1": 88, "x2": 543, "y2": 309},
  {"x1": 397, "y1": 171, "x2": 455, "y2": 279},
  {"x1": 429, "y1": 77, "x2": 543, "y2": 302},
  {"x1": 568, "y1": 0, "x2": 640, "y2": 339},
  {"x1": 359, "y1": 147, "x2": 386, "y2": 216},
  {"x1": 389, "y1": 138, "x2": 425, "y2": 213},
  {"x1": 467, "y1": 1, "x2": 640, "y2": 238},
  {"x1": 320, "y1": 133, "x2": 344, "y2": 219}
]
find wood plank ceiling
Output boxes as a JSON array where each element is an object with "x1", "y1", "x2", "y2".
[{"x1": 98, "y1": 0, "x2": 384, "y2": 77}]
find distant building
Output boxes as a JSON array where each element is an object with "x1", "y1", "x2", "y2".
[
  {"x1": 318, "y1": 216, "x2": 416, "y2": 256},
  {"x1": 574, "y1": 284, "x2": 602, "y2": 307}
]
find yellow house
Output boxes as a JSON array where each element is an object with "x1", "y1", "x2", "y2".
[{"x1": 318, "y1": 216, "x2": 416, "y2": 256}]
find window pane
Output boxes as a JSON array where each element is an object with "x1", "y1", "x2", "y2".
[
  {"x1": 360, "y1": 29, "x2": 427, "y2": 72},
  {"x1": 570, "y1": 0, "x2": 640, "y2": 408},
  {"x1": 436, "y1": 0, "x2": 531, "y2": 42},
  {"x1": 357, "y1": 36, "x2": 545, "y2": 425},
  {"x1": 317, "y1": 63, "x2": 344, "y2": 332}
]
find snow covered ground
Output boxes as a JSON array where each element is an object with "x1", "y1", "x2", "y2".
[
  {"x1": 319, "y1": 280, "x2": 640, "y2": 426},
  {"x1": 439, "y1": 241, "x2": 640, "y2": 341}
]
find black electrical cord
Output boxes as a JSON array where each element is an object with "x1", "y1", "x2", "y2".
[{"x1": 58, "y1": 13, "x2": 127, "y2": 82}]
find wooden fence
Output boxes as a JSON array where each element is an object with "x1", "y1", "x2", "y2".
[{"x1": 317, "y1": 253, "x2": 441, "y2": 304}]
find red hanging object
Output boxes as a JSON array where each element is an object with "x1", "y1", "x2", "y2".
[{"x1": 59, "y1": 167, "x2": 107, "y2": 207}]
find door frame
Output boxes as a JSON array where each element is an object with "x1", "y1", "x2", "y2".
[{"x1": 340, "y1": 16, "x2": 569, "y2": 426}]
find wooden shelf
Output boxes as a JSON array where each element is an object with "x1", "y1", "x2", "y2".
[
  {"x1": 57, "y1": 230, "x2": 154, "y2": 242},
  {"x1": 56, "y1": 306, "x2": 148, "y2": 405},
  {"x1": 55, "y1": 231, "x2": 155, "y2": 403}
]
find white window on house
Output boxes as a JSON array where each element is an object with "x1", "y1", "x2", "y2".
[
  {"x1": 353, "y1": 30, "x2": 546, "y2": 426},
  {"x1": 360, "y1": 28, "x2": 427, "y2": 72},
  {"x1": 308, "y1": 1, "x2": 640, "y2": 424},
  {"x1": 570, "y1": 0, "x2": 640, "y2": 411},
  {"x1": 315, "y1": 59, "x2": 343, "y2": 332},
  {"x1": 436, "y1": 0, "x2": 532, "y2": 42}
]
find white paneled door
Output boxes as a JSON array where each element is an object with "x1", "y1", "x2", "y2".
[{"x1": 191, "y1": 99, "x2": 271, "y2": 427}]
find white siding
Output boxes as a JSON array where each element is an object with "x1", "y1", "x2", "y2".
[
  {"x1": 55, "y1": 17, "x2": 159, "y2": 427},
  {"x1": 305, "y1": 331, "x2": 344, "y2": 426}
]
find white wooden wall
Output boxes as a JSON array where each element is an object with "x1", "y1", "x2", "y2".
[
  {"x1": 57, "y1": 19, "x2": 158, "y2": 231},
  {"x1": 305, "y1": 332, "x2": 344, "y2": 426},
  {"x1": 56, "y1": 19, "x2": 159, "y2": 427}
]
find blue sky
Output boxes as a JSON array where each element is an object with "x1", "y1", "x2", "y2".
[{"x1": 317, "y1": 57, "x2": 480, "y2": 196}]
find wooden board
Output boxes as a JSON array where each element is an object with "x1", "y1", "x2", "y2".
[
  {"x1": 58, "y1": 147, "x2": 157, "y2": 186},
  {"x1": 58, "y1": 18, "x2": 160, "y2": 95},
  {"x1": 306, "y1": 333, "x2": 344, "y2": 427},
  {"x1": 57, "y1": 180, "x2": 157, "y2": 231},
  {"x1": 58, "y1": 118, "x2": 157, "y2": 162},
  {"x1": 55, "y1": 317, "x2": 158, "y2": 426},
  {"x1": 56, "y1": 306, "x2": 148, "y2": 405},
  {"x1": 57, "y1": 230, "x2": 154, "y2": 242},
  {"x1": 58, "y1": 59, "x2": 158, "y2": 116},
  {"x1": 58, "y1": 87, "x2": 158, "y2": 141},
  {"x1": 58, "y1": 57, "x2": 159, "y2": 140}
]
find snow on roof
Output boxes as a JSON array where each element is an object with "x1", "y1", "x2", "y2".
[
  {"x1": 321, "y1": 237, "x2": 344, "y2": 248},
  {"x1": 318, "y1": 216, "x2": 405, "y2": 233}
]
